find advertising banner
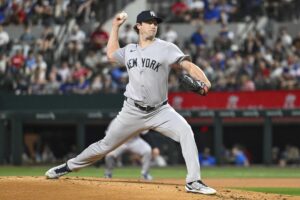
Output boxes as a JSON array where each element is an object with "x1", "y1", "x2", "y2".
[{"x1": 168, "y1": 90, "x2": 300, "y2": 110}]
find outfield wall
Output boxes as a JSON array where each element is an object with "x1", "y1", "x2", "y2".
[{"x1": 1, "y1": 92, "x2": 300, "y2": 165}]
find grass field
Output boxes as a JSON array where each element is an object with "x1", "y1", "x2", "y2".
[
  {"x1": 0, "y1": 165, "x2": 299, "y2": 196},
  {"x1": 239, "y1": 187, "x2": 300, "y2": 196},
  {"x1": 0, "y1": 165, "x2": 300, "y2": 178}
]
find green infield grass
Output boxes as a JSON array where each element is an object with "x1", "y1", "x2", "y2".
[
  {"x1": 0, "y1": 165, "x2": 300, "y2": 179},
  {"x1": 237, "y1": 187, "x2": 300, "y2": 196}
]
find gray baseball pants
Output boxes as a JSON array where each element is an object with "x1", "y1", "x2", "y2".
[{"x1": 67, "y1": 100, "x2": 201, "y2": 183}]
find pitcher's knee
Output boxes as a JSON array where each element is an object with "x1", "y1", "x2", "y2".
[
  {"x1": 179, "y1": 125, "x2": 194, "y2": 140},
  {"x1": 180, "y1": 124, "x2": 193, "y2": 135}
]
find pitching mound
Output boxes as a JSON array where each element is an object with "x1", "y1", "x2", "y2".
[{"x1": 0, "y1": 177, "x2": 298, "y2": 200}]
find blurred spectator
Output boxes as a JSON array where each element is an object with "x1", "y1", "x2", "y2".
[
  {"x1": 67, "y1": 24, "x2": 86, "y2": 51},
  {"x1": 242, "y1": 32, "x2": 261, "y2": 55},
  {"x1": 20, "y1": 25, "x2": 36, "y2": 45},
  {"x1": 203, "y1": 1, "x2": 220, "y2": 24},
  {"x1": 59, "y1": 75, "x2": 75, "y2": 94},
  {"x1": 188, "y1": 0, "x2": 205, "y2": 25},
  {"x1": 0, "y1": 1, "x2": 8, "y2": 24},
  {"x1": 213, "y1": 25, "x2": 234, "y2": 52},
  {"x1": 0, "y1": 53, "x2": 7, "y2": 74},
  {"x1": 0, "y1": 25, "x2": 9, "y2": 53},
  {"x1": 119, "y1": 24, "x2": 138, "y2": 45},
  {"x1": 84, "y1": 49, "x2": 102, "y2": 72},
  {"x1": 35, "y1": 53, "x2": 47, "y2": 78},
  {"x1": 24, "y1": 50, "x2": 37, "y2": 75},
  {"x1": 231, "y1": 145, "x2": 250, "y2": 167},
  {"x1": 199, "y1": 147, "x2": 216, "y2": 166},
  {"x1": 54, "y1": 0, "x2": 68, "y2": 24},
  {"x1": 14, "y1": 75, "x2": 29, "y2": 95},
  {"x1": 240, "y1": 54, "x2": 255, "y2": 79},
  {"x1": 90, "y1": 74, "x2": 103, "y2": 93},
  {"x1": 34, "y1": 0, "x2": 55, "y2": 26},
  {"x1": 254, "y1": 59, "x2": 271, "y2": 90},
  {"x1": 90, "y1": 24, "x2": 109, "y2": 50},
  {"x1": 43, "y1": 66, "x2": 60, "y2": 94},
  {"x1": 211, "y1": 51, "x2": 226, "y2": 71},
  {"x1": 279, "y1": 145, "x2": 300, "y2": 167},
  {"x1": 26, "y1": 55, "x2": 47, "y2": 94},
  {"x1": 9, "y1": 0, "x2": 26, "y2": 24},
  {"x1": 73, "y1": 75, "x2": 90, "y2": 94},
  {"x1": 72, "y1": 61, "x2": 90, "y2": 81},
  {"x1": 171, "y1": 0, "x2": 189, "y2": 22},
  {"x1": 216, "y1": 0, "x2": 237, "y2": 24},
  {"x1": 240, "y1": 74, "x2": 255, "y2": 91},
  {"x1": 57, "y1": 61, "x2": 71, "y2": 82},
  {"x1": 191, "y1": 26, "x2": 207, "y2": 48},
  {"x1": 278, "y1": 26, "x2": 292, "y2": 47},
  {"x1": 9, "y1": 49, "x2": 25, "y2": 74},
  {"x1": 161, "y1": 25, "x2": 178, "y2": 43},
  {"x1": 76, "y1": 0, "x2": 96, "y2": 24},
  {"x1": 36, "y1": 25, "x2": 56, "y2": 53},
  {"x1": 66, "y1": 24, "x2": 86, "y2": 63},
  {"x1": 279, "y1": 66, "x2": 297, "y2": 89}
]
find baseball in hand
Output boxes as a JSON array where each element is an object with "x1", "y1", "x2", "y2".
[{"x1": 118, "y1": 11, "x2": 128, "y2": 20}]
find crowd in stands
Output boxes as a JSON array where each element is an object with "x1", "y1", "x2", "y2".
[
  {"x1": 0, "y1": 0, "x2": 97, "y2": 26},
  {"x1": 172, "y1": 25, "x2": 300, "y2": 92},
  {"x1": 169, "y1": 0, "x2": 300, "y2": 24},
  {"x1": 0, "y1": 0, "x2": 300, "y2": 94}
]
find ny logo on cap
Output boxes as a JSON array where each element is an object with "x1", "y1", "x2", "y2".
[{"x1": 150, "y1": 11, "x2": 156, "y2": 17}]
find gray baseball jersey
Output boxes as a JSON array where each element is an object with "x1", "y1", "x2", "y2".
[
  {"x1": 113, "y1": 38, "x2": 189, "y2": 105},
  {"x1": 67, "y1": 38, "x2": 201, "y2": 183}
]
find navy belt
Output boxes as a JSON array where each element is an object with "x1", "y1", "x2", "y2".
[{"x1": 125, "y1": 97, "x2": 167, "y2": 112}]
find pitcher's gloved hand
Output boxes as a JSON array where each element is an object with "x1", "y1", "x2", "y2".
[{"x1": 179, "y1": 74, "x2": 209, "y2": 96}]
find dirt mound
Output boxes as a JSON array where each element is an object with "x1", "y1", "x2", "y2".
[{"x1": 0, "y1": 177, "x2": 298, "y2": 200}]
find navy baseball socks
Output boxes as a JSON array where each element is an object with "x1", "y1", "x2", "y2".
[
  {"x1": 45, "y1": 163, "x2": 72, "y2": 179},
  {"x1": 185, "y1": 180, "x2": 216, "y2": 195}
]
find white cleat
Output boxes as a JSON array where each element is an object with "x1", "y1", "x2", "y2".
[
  {"x1": 185, "y1": 180, "x2": 216, "y2": 195},
  {"x1": 45, "y1": 163, "x2": 71, "y2": 179}
]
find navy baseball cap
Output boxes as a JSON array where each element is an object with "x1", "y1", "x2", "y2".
[{"x1": 136, "y1": 10, "x2": 163, "y2": 24}]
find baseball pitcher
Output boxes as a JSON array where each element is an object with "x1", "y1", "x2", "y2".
[{"x1": 45, "y1": 10, "x2": 216, "y2": 195}]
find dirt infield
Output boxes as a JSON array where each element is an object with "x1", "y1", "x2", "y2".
[{"x1": 0, "y1": 177, "x2": 299, "y2": 200}]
